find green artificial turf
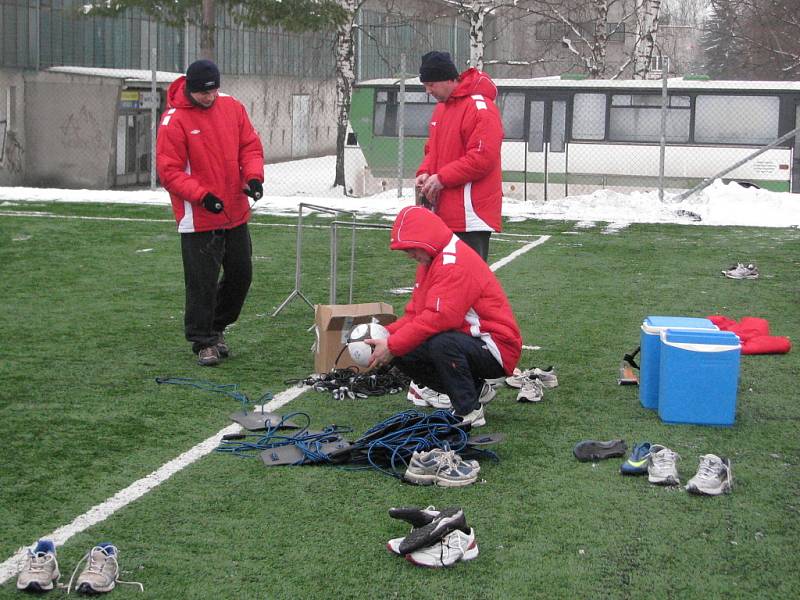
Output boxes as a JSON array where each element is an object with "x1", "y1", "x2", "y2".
[{"x1": 0, "y1": 201, "x2": 798, "y2": 598}]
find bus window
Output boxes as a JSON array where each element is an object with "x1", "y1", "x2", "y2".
[
  {"x1": 609, "y1": 94, "x2": 690, "y2": 143},
  {"x1": 373, "y1": 90, "x2": 435, "y2": 137},
  {"x1": 497, "y1": 92, "x2": 525, "y2": 139},
  {"x1": 572, "y1": 93, "x2": 606, "y2": 140},
  {"x1": 695, "y1": 95, "x2": 779, "y2": 145}
]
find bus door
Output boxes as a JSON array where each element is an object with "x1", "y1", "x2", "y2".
[{"x1": 526, "y1": 96, "x2": 568, "y2": 201}]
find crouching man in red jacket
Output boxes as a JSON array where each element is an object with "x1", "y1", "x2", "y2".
[
  {"x1": 367, "y1": 206, "x2": 522, "y2": 426},
  {"x1": 157, "y1": 60, "x2": 264, "y2": 366}
]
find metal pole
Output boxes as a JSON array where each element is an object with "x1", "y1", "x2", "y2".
[
  {"x1": 272, "y1": 203, "x2": 356, "y2": 316},
  {"x1": 658, "y1": 64, "x2": 667, "y2": 202},
  {"x1": 674, "y1": 126, "x2": 800, "y2": 202},
  {"x1": 150, "y1": 44, "x2": 158, "y2": 190},
  {"x1": 397, "y1": 53, "x2": 406, "y2": 198},
  {"x1": 328, "y1": 221, "x2": 393, "y2": 305},
  {"x1": 34, "y1": 0, "x2": 41, "y2": 71}
]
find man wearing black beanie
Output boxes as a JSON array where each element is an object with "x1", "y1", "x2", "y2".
[
  {"x1": 415, "y1": 51, "x2": 504, "y2": 263},
  {"x1": 157, "y1": 59, "x2": 265, "y2": 366}
]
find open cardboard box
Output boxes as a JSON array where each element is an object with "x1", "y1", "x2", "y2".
[{"x1": 313, "y1": 302, "x2": 396, "y2": 373}]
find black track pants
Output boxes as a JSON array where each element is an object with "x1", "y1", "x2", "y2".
[
  {"x1": 180, "y1": 223, "x2": 252, "y2": 353},
  {"x1": 393, "y1": 331, "x2": 505, "y2": 416}
]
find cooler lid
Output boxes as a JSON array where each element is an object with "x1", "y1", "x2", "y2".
[
  {"x1": 642, "y1": 316, "x2": 718, "y2": 334},
  {"x1": 660, "y1": 328, "x2": 740, "y2": 352}
]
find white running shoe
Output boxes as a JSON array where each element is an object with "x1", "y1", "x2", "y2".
[
  {"x1": 722, "y1": 263, "x2": 759, "y2": 279},
  {"x1": 453, "y1": 405, "x2": 486, "y2": 427},
  {"x1": 405, "y1": 528, "x2": 479, "y2": 567},
  {"x1": 516, "y1": 376, "x2": 544, "y2": 403},
  {"x1": 648, "y1": 444, "x2": 681, "y2": 486},
  {"x1": 478, "y1": 381, "x2": 496, "y2": 405},
  {"x1": 407, "y1": 381, "x2": 451, "y2": 408},
  {"x1": 686, "y1": 454, "x2": 733, "y2": 495}
]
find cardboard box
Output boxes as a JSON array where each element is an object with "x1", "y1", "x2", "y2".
[{"x1": 313, "y1": 302, "x2": 396, "y2": 373}]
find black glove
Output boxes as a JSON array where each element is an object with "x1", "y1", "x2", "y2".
[
  {"x1": 243, "y1": 179, "x2": 263, "y2": 201},
  {"x1": 202, "y1": 193, "x2": 224, "y2": 214}
]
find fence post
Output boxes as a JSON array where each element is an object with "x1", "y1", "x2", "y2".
[
  {"x1": 397, "y1": 53, "x2": 406, "y2": 198},
  {"x1": 150, "y1": 45, "x2": 158, "y2": 190},
  {"x1": 658, "y1": 67, "x2": 667, "y2": 202}
]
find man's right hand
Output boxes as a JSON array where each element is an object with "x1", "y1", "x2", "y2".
[
  {"x1": 202, "y1": 193, "x2": 224, "y2": 214},
  {"x1": 414, "y1": 173, "x2": 429, "y2": 187}
]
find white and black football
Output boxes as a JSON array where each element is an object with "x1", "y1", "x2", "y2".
[{"x1": 346, "y1": 321, "x2": 389, "y2": 367}]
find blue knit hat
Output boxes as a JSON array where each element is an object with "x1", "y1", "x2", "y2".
[
  {"x1": 186, "y1": 60, "x2": 220, "y2": 92},
  {"x1": 419, "y1": 51, "x2": 459, "y2": 82}
]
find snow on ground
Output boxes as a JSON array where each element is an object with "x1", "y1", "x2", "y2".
[{"x1": 1, "y1": 155, "x2": 798, "y2": 228}]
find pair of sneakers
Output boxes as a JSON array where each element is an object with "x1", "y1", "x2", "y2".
[
  {"x1": 197, "y1": 334, "x2": 231, "y2": 366},
  {"x1": 386, "y1": 506, "x2": 478, "y2": 568},
  {"x1": 620, "y1": 442, "x2": 734, "y2": 495},
  {"x1": 722, "y1": 262, "x2": 759, "y2": 279},
  {"x1": 17, "y1": 541, "x2": 143, "y2": 594},
  {"x1": 506, "y1": 366, "x2": 558, "y2": 403},
  {"x1": 403, "y1": 447, "x2": 480, "y2": 487}
]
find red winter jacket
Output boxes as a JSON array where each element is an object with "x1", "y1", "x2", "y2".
[
  {"x1": 386, "y1": 206, "x2": 521, "y2": 374},
  {"x1": 157, "y1": 76, "x2": 264, "y2": 233},
  {"x1": 417, "y1": 68, "x2": 504, "y2": 233}
]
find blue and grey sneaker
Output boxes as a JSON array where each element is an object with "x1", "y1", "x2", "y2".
[{"x1": 620, "y1": 442, "x2": 652, "y2": 475}]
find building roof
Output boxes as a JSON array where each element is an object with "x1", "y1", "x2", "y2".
[{"x1": 47, "y1": 66, "x2": 182, "y2": 85}]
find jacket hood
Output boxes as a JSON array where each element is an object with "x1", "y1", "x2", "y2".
[
  {"x1": 166, "y1": 76, "x2": 194, "y2": 109},
  {"x1": 451, "y1": 68, "x2": 497, "y2": 101},
  {"x1": 390, "y1": 206, "x2": 454, "y2": 257}
]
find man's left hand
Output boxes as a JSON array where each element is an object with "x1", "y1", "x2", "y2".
[
  {"x1": 367, "y1": 337, "x2": 394, "y2": 369},
  {"x1": 243, "y1": 179, "x2": 263, "y2": 200},
  {"x1": 420, "y1": 174, "x2": 444, "y2": 204}
]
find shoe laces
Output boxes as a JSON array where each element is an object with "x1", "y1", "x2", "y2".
[
  {"x1": 66, "y1": 547, "x2": 143, "y2": 594},
  {"x1": 695, "y1": 455, "x2": 727, "y2": 481},
  {"x1": 652, "y1": 448, "x2": 679, "y2": 468},
  {"x1": 24, "y1": 551, "x2": 54, "y2": 573}
]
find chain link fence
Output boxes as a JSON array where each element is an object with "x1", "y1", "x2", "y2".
[{"x1": 0, "y1": 0, "x2": 797, "y2": 199}]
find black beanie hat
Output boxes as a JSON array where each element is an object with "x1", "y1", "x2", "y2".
[
  {"x1": 185, "y1": 59, "x2": 220, "y2": 93},
  {"x1": 419, "y1": 51, "x2": 459, "y2": 83}
]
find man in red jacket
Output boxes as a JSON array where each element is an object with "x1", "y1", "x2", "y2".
[
  {"x1": 157, "y1": 60, "x2": 265, "y2": 366},
  {"x1": 368, "y1": 206, "x2": 522, "y2": 426},
  {"x1": 415, "y1": 51, "x2": 504, "y2": 262}
]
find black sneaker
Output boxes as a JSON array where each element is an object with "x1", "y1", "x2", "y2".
[
  {"x1": 388, "y1": 505, "x2": 461, "y2": 529},
  {"x1": 397, "y1": 509, "x2": 467, "y2": 555},
  {"x1": 573, "y1": 439, "x2": 627, "y2": 462}
]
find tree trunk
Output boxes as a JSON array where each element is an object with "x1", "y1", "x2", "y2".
[
  {"x1": 334, "y1": 0, "x2": 358, "y2": 189},
  {"x1": 201, "y1": 0, "x2": 216, "y2": 61},
  {"x1": 633, "y1": 0, "x2": 662, "y2": 78},
  {"x1": 468, "y1": 1, "x2": 487, "y2": 70}
]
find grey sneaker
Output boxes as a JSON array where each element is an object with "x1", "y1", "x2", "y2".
[
  {"x1": 405, "y1": 528, "x2": 479, "y2": 567},
  {"x1": 722, "y1": 263, "x2": 759, "y2": 279},
  {"x1": 506, "y1": 366, "x2": 558, "y2": 389},
  {"x1": 477, "y1": 381, "x2": 496, "y2": 405},
  {"x1": 403, "y1": 449, "x2": 479, "y2": 487},
  {"x1": 516, "y1": 376, "x2": 544, "y2": 403},
  {"x1": 685, "y1": 454, "x2": 733, "y2": 496},
  {"x1": 648, "y1": 444, "x2": 681, "y2": 485},
  {"x1": 197, "y1": 345, "x2": 221, "y2": 366},
  {"x1": 215, "y1": 333, "x2": 230, "y2": 357},
  {"x1": 72, "y1": 543, "x2": 119, "y2": 594},
  {"x1": 16, "y1": 540, "x2": 60, "y2": 592}
]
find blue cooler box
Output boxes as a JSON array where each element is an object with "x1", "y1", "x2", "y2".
[
  {"x1": 639, "y1": 316, "x2": 718, "y2": 410},
  {"x1": 658, "y1": 329, "x2": 741, "y2": 426}
]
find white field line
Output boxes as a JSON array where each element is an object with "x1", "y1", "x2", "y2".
[
  {"x1": 0, "y1": 226, "x2": 552, "y2": 585},
  {"x1": 490, "y1": 235, "x2": 550, "y2": 272},
  {"x1": 0, "y1": 386, "x2": 306, "y2": 584}
]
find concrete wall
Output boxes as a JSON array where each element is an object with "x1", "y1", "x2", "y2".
[
  {"x1": 23, "y1": 71, "x2": 120, "y2": 188},
  {"x1": 0, "y1": 69, "x2": 27, "y2": 186},
  {"x1": 225, "y1": 75, "x2": 338, "y2": 163}
]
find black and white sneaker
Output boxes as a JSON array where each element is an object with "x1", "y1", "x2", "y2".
[
  {"x1": 397, "y1": 509, "x2": 468, "y2": 555},
  {"x1": 388, "y1": 505, "x2": 461, "y2": 529}
]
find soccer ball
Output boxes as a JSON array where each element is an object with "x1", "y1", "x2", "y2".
[{"x1": 346, "y1": 321, "x2": 389, "y2": 367}]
